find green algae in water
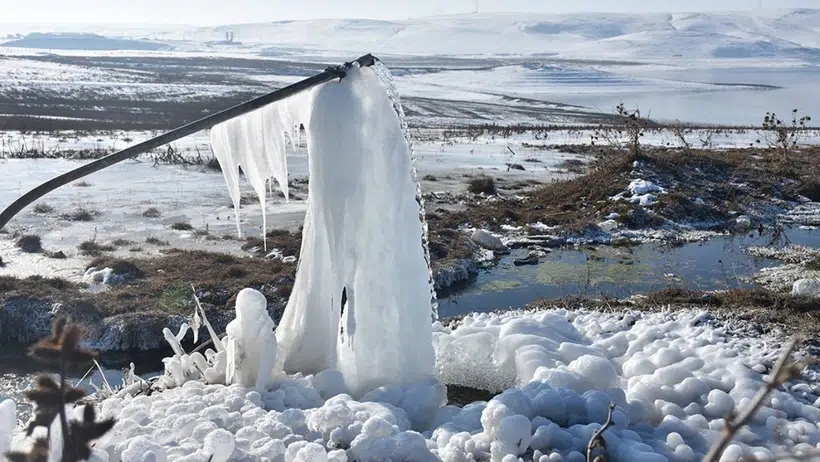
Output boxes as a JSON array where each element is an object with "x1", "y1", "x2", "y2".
[
  {"x1": 480, "y1": 279, "x2": 522, "y2": 292},
  {"x1": 534, "y1": 255, "x2": 653, "y2": 286}
]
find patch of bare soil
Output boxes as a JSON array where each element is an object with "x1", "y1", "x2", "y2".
[{"x1": 0, "y1": 223, "x2": 476, "y2": 350}]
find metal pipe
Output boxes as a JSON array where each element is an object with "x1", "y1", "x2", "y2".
[{"x1": 0, "y1": 53, "x2": 378, "y2": 231}]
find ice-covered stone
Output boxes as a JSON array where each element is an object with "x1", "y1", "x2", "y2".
[
  {"x1": 598, "y1": 220, "x2": 618, "y2": 232},
  {"x1": 792, "y1": 279, "x2": 820, "y2": 298},
  {"x1": 470, "y1": 229, "x2": 507, "y2": 251}
]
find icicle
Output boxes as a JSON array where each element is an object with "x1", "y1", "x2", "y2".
[{"x1": 209, "y1": 91, "x2": 311, "y2": 242}]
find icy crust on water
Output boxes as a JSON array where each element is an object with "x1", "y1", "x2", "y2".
[
  {"x1": 210, "y1": 64, "x2": 436, "y2": 397},
  {"x1": 10, "y1": 308, "x2": 820, "y2": 462}
]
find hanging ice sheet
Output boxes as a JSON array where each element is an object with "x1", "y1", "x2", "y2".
[{"x1": 210, "y1": 64, "x2": 436, "y2": 396}]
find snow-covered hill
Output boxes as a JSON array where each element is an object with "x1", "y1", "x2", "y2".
[{"x1": 170, "y1": 9, "x2": 820, "y2": 61}]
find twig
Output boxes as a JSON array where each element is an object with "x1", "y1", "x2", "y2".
[
  {"x1": 586, "y1": 402, "x2": 616, "y2": 462},
  {"x1": 704, "y1": 338, "x2": 807, "y2": 462},
  {"x1": 58, "y1": 361, "x2": 72, "y2": 459}
]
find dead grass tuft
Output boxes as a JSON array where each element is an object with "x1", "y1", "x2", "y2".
[
  {"x1": 145, "y1": 236, "x2": 169, "y2": 246},
  {"x1": 467, "y1": 176, "x2": 497, "y2": 195},
  {"x1": 170, "y1": 222, "x2": 194, "y2": 231},
  {"x1": 78, "y1": 241, "x2": 115, "y2": 256},
  {"x1": 61, "y1": 208, "x2": 97, "y2": 222},
  {"x1": 32, "y1": 203, "x2": 55, "y2": 214},
  {"x1": 16, "y1": 235, "x2": 42, "y2": 253},
  {"x1": 142, "y1": 208, "x2": 162, "y2": 218}
]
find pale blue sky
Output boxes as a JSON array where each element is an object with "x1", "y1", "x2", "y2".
[{"x1": 0, "y1": 0, "x2": 817, "y2": 25}]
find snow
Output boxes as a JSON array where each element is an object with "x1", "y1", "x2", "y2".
[
  {"x1": 792, "y1": 278, "x2": 820, "y2": 298},
  {"x1": 224, "y1": 289, "x2": 279, "y2": 392},
  {"x1": 170, "y1": 10, "x2": 820, "y2": 61},
  {"x1": 611, "y1": 179, "x2": 666, "y2": 207},
  {"x1": 14, "y1": 307, "x2": 819, "y2": 461},
  {"x1": 598, "y1": 220, "x2": 618, "y2": 233},
  {"x1": 471, "y1": 229, "x2": 507, "y2": 251},
  {"x1": 210, "y1": 64, "x2": 438, "y2": 400}
]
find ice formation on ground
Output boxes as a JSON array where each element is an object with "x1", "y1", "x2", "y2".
[
  {"x1": 792, "y1": 278, "x2": 820, "y2": 298},
  {"x1": 225, "y1": 289, "x2": 279, "y2": 392},
  {"x1": 210, "y1": 63, "x2": 437, "y2": 398},
  {"x1": 611, "y1": 179, "x2": 666, "y2": 206},
  {"x1": 13, "y1": 308, "x2": 820, "y2": 462},
  {"x1": 0, "y1": 399, "x2": 15, "y2": 454}
]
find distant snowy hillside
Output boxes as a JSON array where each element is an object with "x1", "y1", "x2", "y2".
[
  {"x1": 173, "y1": 9, "x2": 820, "y2": 61},
  {"x1": 2, "y1": 32, "x2": 168, "y2": 51}
]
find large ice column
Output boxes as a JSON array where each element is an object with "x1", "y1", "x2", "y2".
[
  {"x1": 318, "y1": 66, "x2": 436, "y2": 395},
  {"x1": 212, "y1": 63, "x2": 436, "y2": 396}
]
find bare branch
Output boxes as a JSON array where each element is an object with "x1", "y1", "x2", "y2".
[
  {"x1": 704, "y1": 338, "x2": 808, "y2": 462},
  {"x1": 587, "y1": 402, "x2": 616, "y2": 462}
]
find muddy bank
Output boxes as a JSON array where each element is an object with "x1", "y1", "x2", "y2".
[{"x1": 428, "y1": 146, "x2": 820, "y2": 248}]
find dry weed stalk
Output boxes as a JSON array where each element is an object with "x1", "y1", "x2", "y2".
[
  {"x1": 704, "y1": 338, "x2": 811, "y2": 462},
  {"x1": 586, "y1": 402, "x2": 616, "y2": 462},
  {"x1": 6, "y1": 316, "x2": 115, "y2": 462}
]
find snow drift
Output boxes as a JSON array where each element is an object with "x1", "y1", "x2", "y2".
[{"x1": 210, "y1": 63, "x2": 437, "y2": 397}]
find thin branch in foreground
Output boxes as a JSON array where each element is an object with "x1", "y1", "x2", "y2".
[
  {"x1": 704, "y1": 338, "x2": 810, "y2": 462},
  {"x1": 587, "y1": 402, "x2": 616, "y2": 462}
]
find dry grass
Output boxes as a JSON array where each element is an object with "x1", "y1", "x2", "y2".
[
  {"x1": 61, "y1": 208, "x2": 97, "y2": 222},
  {"x1": 142, "y1": 208, "x2": 162, "y2": 218},
  {"x1": 16, "y1": 235, "x2": 42, "y2": 253},
  {"x1": 145, "y1": 236, "x2": 169, "y2": 246},
  {"x1": 32, "y1": 203, "x2": 55, "y2": 214},
  {"x1": 242, "y1": 229, "x2": 303, "y2": 259},
  {"x1": 466, "y1": 176, "x2": 497, "y2": 195},
  {"x1": 432, "y1": 145, "x2": 820, "y2": 240},
  {"x1": 0, "y1": 250, "x2": 294, "y2": 321},
  {"x1": 78, "y1": 241, "x2": 115, "y2": 256},
  {"x1": 86, "y1": 250, "x2": 295, "y2": 317},
  {"x1": 170, "y1": 222, "x2": 194, "y2": 231}
]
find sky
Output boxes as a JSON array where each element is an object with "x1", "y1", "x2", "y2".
[{"x1": 0, "y1": 0, "x2": 817, "y2": 25}]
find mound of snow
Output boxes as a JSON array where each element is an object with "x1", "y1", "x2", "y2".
[
  {"x1": 611, "y1": 179, "x2": 666, "y2": 206},
  {"x1": 471, "y1": 229, "x2": 507, "y2": 251},
  {"x1": 792, "y1": 278, "x2": 820, "y2": 298}
]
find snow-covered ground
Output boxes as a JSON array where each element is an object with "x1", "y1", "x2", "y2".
[
  {"x1": 2, "y1": 10, "x2": 820, "y2": 462},
  {"x1": 0, "y1": 135, "x2": 580, "y2": 282},
  {"x1": 8, "y1": 308, "x2": 820, "y2": 462},
  {"x1": 2, "y1": 10, "x2": 820, "y2": 127}
]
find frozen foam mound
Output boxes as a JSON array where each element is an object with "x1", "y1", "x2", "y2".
[
  {"x1": 11, "y1": 307, "x2": 816, "y2": 462},
  {"x1": 211, "y1": 62, "x2": 437, "y2": 399},
  {"x1": 431, "y1": 308, "x2": 820, "y2": 461}
]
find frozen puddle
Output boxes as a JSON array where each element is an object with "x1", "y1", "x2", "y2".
[{"x1": 6, "y1": 308, "x2": 817, "y2": 461}]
